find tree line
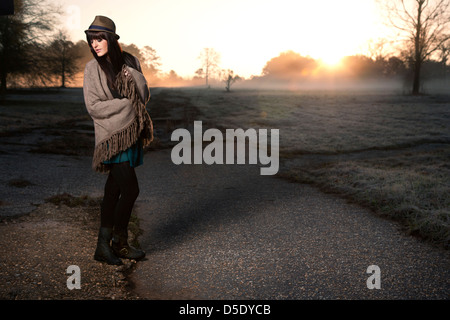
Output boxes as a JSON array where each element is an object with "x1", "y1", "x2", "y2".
[
  {"x1": 1, "y1": 0, "x2": 449, "y2": 94},
  {"x1": 0, "y1": 0, "x2": 166, "y2": 91}
]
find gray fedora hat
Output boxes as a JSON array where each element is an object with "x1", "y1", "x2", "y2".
[{"x1": 85, "y1": 15, "x2": 120, "y2": 39}]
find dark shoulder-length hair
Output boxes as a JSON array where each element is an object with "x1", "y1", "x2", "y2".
[{"x1": 86, "y1": 31, "x2": 138, "y2": 89}]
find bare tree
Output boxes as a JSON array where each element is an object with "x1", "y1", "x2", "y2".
[
  {"x1": 0, "y1": 0, "x2": 59, "y2": 93},
  {"x1": 380, "y1": 0, "x2": 450, "y2": 94},
  {"x1": 44, "y1": 30, "x2": 80, "y2": 87},
  {"x1": 437, "y1": 40, "x2": 450, "y2": 65},
  {"x1": 437, "y1": 40, "x2": 450, "y2": 81},
  {"x1": 198, "y1": 48, "x2": 220, "y2": 87},
  {"x1": 122, "y1": 43, "x2": 162, "y2": 81},
  {"x1": 140, "y1": 45, "x2": 162, "y2": 79},
  {"x1": 366, "y1": 38, "x2": 391, "y2": 61},
  {"x1": 222, "y1": 69, "x2": 241, "y2": 92}
]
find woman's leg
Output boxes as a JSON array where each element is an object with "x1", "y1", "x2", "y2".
[
  {"x1": 100, "y1": 171, "x2": 121, "y2": 229},
  {"x1": 94, "y1": 169, "x2": 123, "y2": 265},
  {"x1": 95, "y1": 162, "x2": 142, "y2": 264},
  {"x1": 109, "y1": 162, "x2": 140, "y2": 230},
  {"x1": 108, "y1": 162, "x2": 145, "y2": 260}
]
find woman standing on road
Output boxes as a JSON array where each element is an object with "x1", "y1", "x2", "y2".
[{"x1": 83, "y1": 16, "x2": 153, "y2": 265}]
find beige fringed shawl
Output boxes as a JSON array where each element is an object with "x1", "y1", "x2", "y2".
[{"x1": 83, "y1": 57, "x2": 153, "y2": 173}]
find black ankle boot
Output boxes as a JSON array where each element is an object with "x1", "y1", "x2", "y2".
[
  {"x1": 94, "y1": 227, "x2": 123, "y2": 265},
  {"x1": 112, "y1": 228, "x2": 145, "y2": 260}
]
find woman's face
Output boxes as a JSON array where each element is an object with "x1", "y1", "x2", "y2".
[{"x1": 91, "y1": 38, "x2": 108, "y2": 57}]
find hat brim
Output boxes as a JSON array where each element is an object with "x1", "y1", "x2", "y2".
[{"x1": 85, "y1": 29, "x2": 120, "y2": 40}]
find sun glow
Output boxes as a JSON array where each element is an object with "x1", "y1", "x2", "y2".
[
  {"x1": 319, "y1": 55, "x2": 344, "y2": 68},
  {"x1": 62, "y1": 0, "x2": 383, "y2": 78},
  {"x1": 290, "y1": 0, "x2": 378, "y2": 70},
  {"x1": 211, "y1": 0, "x2": 380, "y2": 77}
]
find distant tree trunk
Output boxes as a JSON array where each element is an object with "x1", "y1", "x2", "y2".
[
  {"x1": 61, "y1": 40, "x2": 66, "y2": 88},
  {"x1": 205, "y1": 63, "x2": 209, "y2": 87},
  {"x1": 198, "y1": 48, "x2": 220, "y2": 88},
  {"x1": 412, "y1": 59, "x2": 421, "y2": 94},
  {"x1": 61, "y1": 58, "x2": 65, "y2": 87},
  {"x1": 0, "y1": 0, "x2": 12, "y2": 94},
  {"x1": 0, "y1": 70, "x2": 6, "y2": 94},
  {"x1": 412, "y1": 0, "x2": 424, "y2": 95}
]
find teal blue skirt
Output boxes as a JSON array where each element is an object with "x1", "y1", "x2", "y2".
[{"x1": 103, "y1": 139, "x2": 144, "y2": 168}]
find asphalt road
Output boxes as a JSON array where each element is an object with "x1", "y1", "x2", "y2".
[
  {"x1": 129, "y1": 149, "x2": 450, "y2": 300},
  {"x1": 1, "y1": 89, "x2": 448, "y2": 301}
]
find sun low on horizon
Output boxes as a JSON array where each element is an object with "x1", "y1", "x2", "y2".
[{"x1": 61, "y1": 0, "x2": 386, "y2": 78}]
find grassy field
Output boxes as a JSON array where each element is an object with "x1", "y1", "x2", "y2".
[
  {"x1": 159, "y1": 87, "x2": 450, "y2": 248},
  {"x1": 0, "y1": 88, "x2": 94, "y2": 155},
  {"x1": 1, "y1": 87, "x2": 449, "y2": 248}
]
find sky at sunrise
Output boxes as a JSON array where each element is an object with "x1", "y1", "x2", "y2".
[{"x1": 58, "y1": 0, "x2": 392, "y2": 78}]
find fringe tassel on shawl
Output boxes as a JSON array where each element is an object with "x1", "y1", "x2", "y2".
[
  {"x1": 114, "y1": 65, "x2": 153, "y2": 147},
  {"x1": 92, "y1": 65, "x2": 154, "y2": 173}
]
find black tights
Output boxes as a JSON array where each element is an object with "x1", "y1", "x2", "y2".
[{"x1": 101, "y1": 162, "x2": 139, "y2": 230}]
